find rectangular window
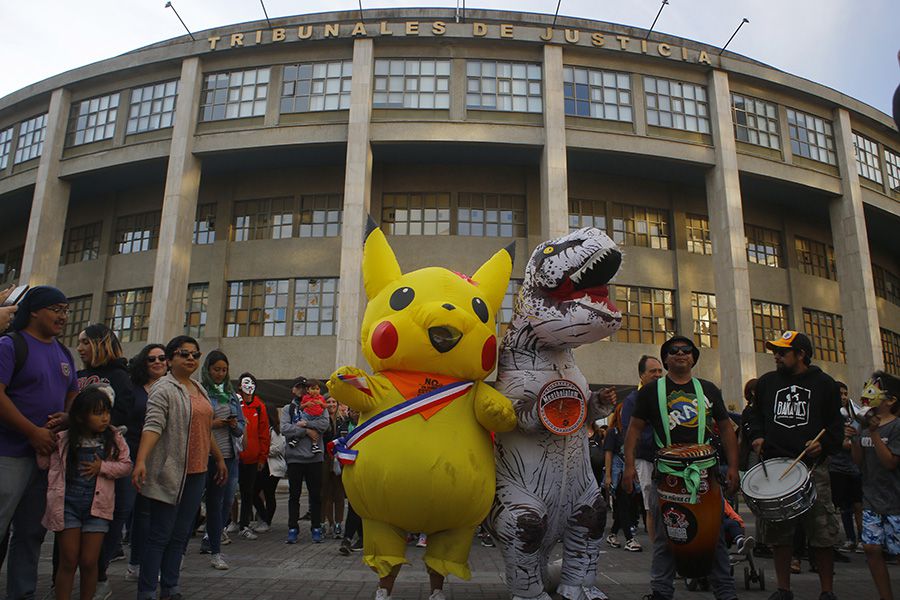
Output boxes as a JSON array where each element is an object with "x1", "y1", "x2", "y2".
[
  {"x1": 466, "y1": 61, "x2": 542, "y2": 113},
  {"x1": 852, "y1": 132, "x2": 883, "y2": 184},
  {"x1": 62, "y1": 295, "x2": 93, "y2": 347},
  {"x1": 691, "y1": 291, "x2": 718, "y2": 348},
  {"x1": 0, "y1": 246, "x2": 23, "y2": 282},
  {"x1": 200, "y1": 68, "x2": 269, "y2": 121},
  {"x1": 731, "y1": 93, "x2": 780, "y2": 150},
  {"x1": 63, "y1": 221, "x2": 102, "y2": 264},
  {"x1": 685, "y1": 214, "x2": 712, "y2": 255},
  {"x1": 193, "y1": 203, "x2": 216, "y2": 245},
  {"x1": 786, "y1": 108, "x2": 836, "y2": 165},
  {"x1": 293, "y1": 277, "x2": 339, "y2": 336},
  {"x1": 498, "y1": 279, "x2": 523, "y2": 326},
  {"x1": 224, "y1": 279, "x2": 289, "y2": 337},
  {"x1": 752, "y1": 300, "x2": 790, "y2": 353},
  {"x1": 803, "y1": 308, "x2": 845, "y2": 363},
  {"x1": 67, "y1": 93, "x2": 120, "y2": 146},
  {"x1": 457, "y1": 193, "x2": 527, "y2": 238},
  {"x1": 610, "y1": 203, "x2": 669, "y2": 249},
  {"x1": 114, "y1": 211, "x2": 161, "y2": 255},
  {"x1": 872, "y1": 264, "x2": 900, "y2": 306},
  {"x1": 373, "y1": 59, "x2": 450, "y2": 109},
  {"x1": 886, "y1": 148, "x2": 900, "y2": 191},
  {"x1": 381, "y1": 193, "x2": 451, "y2": 236},
  {"x1": 568, "y1": 198, "x2": 607, "y2": 233},
  {"x1": 882, "y1": 329, "x2": 900, "y2": 376},
  {"x1": 644, "y1": 76, "x2": 710, "y2": 134},
  {"x1": 14, "y1": 114, "x2": 47, "y2": 164},
  {"x1": 232, "y1": 197, "x2": 295, "y2": 241},
  {"x1": 795, "y1": 236, "x2": 836, "y2": 280},
  {"x1": 745, "y1": 224, "x2": 782, "y2": 268},
  {"x1": 127, "y1": 80, "x2": 178, "y2": 134},
  {"x1": 299, "y1": 195, "x2": 342, "y2": 237},
  {"x1": 106, "y1": 288, "x2": 152, "y2": 343},
  {"x1": 0, "y1": 127, "x2": 12, "y2": 169},
  {"x1": 281, "y1": 61, "x2": 351, "y2": 113},
  {"x1": 184, "y1": 283, "x2": 208, "y2": 338},
  {"x1": 562, "y1": 66, "x2": 632, "y2": 122},
  {"x1": 614, "y1": 285, "x2": 676, "y2": 344}
]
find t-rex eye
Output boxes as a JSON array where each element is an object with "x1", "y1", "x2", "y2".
[
  {"x1": 543, "y1": 246, "x2": 554, "y2": 254},
  {"x1": 472, "y1": 297, "x2": 489, "y2": 323},
  {"x1": 389, "y1": 287, "x2": 415, "y2": 311}
]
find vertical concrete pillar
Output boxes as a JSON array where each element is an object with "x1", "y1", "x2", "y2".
[
  {"x1": 830, "y1": 108, "x2": 883, "y2": 389},
  {"x1": 335, "y1": 38, "x2": 374, "y2": 370},
  {"x1": 20, "y1": 87, "x2": 71, "y2": 286},
  {"x1": 540, "y1": 44, "x2": 569, "y2": 240},
  {"x1": 147, "y1": 57, "x2": 203, "y2": 343},
  {"x1": 705, "y1": 70, "x2": 756, "y2": 406}
]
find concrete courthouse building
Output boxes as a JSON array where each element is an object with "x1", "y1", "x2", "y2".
[{"x1": 0, "y1": 8, "x2": 898, "y2": 405}]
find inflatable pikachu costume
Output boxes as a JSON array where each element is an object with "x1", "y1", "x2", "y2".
[{"x1": 327, "y1": 223, "x2": 517, "y2": 593}]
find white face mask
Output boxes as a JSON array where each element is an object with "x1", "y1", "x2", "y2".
[{"x1": 240, "y1": 378, "x2": 256, "y2": 396}]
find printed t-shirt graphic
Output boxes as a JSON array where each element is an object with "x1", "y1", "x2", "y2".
[{"x1": 772, "y1": 385, "x2": 811, "y2": 429}]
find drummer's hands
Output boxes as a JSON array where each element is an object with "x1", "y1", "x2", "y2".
[
  {"x1": 726, "y1": 465, "x2": 739, "y2": 496},
  {"x1": 622, "y1": 465, "x2": 636, "y2": 494},
  {"x1": 751, "y1": 438, "x2": 764, "y2": 455},
  {"x1": 804, "y1": 439, "x2": 822, "y2": 458}
]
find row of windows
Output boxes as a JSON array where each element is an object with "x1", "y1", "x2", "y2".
[
  {"x1": 0, "y1": 113, "x2": 47, "y2": 167},
  {"x1": 884, "y1": 329, "x2": 900, "y2": 376}
]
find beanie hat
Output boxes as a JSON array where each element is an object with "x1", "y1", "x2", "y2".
[{"x1": 12, "y1": 286, "x2": 68, "y2": 332}]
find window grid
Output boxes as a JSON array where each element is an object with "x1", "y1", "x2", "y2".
[
  {"x1": 63, "y1": 222, "x2": 102, "y2": 264},
  {"x1": 882, "y1": 329, "x2": 900, "y2": 376},
  {"x1": 299, "y1": 195, "x2": 342, "y2": 237},
  {"x1": 193, "y1": 203, "x2": 216, "y2": 245},
  {"x1": 611, "y1": 203, "x2": 669, "y2": 249},
  {"x1": 685, "y1": 214, "x2": 712, "y2": 255},
  {"x1": 233, "y1": 197, "x2": 295, "y2": 241},
  {"x1": 872, "y1": 264, "x2": 900, "y2": 306},
  {"x1": 614, "y1": 285, "x2": 676, "y2": 345},
  {"x1": 795, "y1": 236, "x2": 836, "y2": 280},
  {"x1": 0, "y1": 246, "x2": 23, "y2": 282},
  {"x1": 106, "y1": 288, "x2": 152, "y2": 343},
  {"x1": 457, "y1": 193, "x2": 527, "y2": 237},
  {"x1": 886, "y1": 148, "x2": 900, "y2": 191},
  {"x1": 184, "y1": 283, "x2": 209, "y2": 338},
  {"x1": 691, "y1": 292, "x2": 718, "y2": 349},
  {"x1": 67, "y1": 93, "x2": 120, "y2": 146},
  {"x1": 803, "y1": 308, "x2": 845, "y2": 363},
  {"x1": 852, "y1": 133, "x2": 883, "y2": 184},
  {"x1": 224, "y1": 279, "x2": 290, "y2": 337},
  {"x1": 127, "y1": 80, "x2": 178, "y2": 134},
  {"x1": 114, "y1": 211, "x2": 161, "y2": 255},
  {"x1": 786, "y1": 108, "x2": 836, "y2": 165},
  {"x1": 644, "y1": 76, "x2": 710, "y2": 133},
  {"x1": 374, "y1": 59, "x2": 450, "y2": 109},
  {"x1": 281, "y1": 61, "x2": 351, "y2": 113},
  {"x1": 201, "y1": 68, "x2": 269, "y2": 121},
  {"x1": 381, "y1": 193, "x2": 451, "y2": 236},
  {"x1": 498, "y1": 279, "x2": 523, "y2": 326},
  {"x1": 731, "y1": 93, "x2": 780, "y2": 150},
  {"x1": 466, "y1": 60, "x2": 542, "y2": 113},
  {"x1": 62, "y1": 295, "x2": 93, "y2": 348},
  {"x1": 751, "y1": 300, "x2": 790, "y2": 353},
  {"x1": 14, "y1": 114, "x2": 47, "y2": 164},
  {"x1": 0, "y1": 127, "x2": 12, "y2": 170},
  {"x1": 745, "y1": 224, "x2": 783, "y2": 268},
  {"x1": 568, "y1": 198, "x2": 607, "y2": 233},
  {"x1": 293, "y1": 278, "x2": 339, "y2": 336},
  {"x1": 562, "y1": 66, "x2": 633, "y2": 122}
]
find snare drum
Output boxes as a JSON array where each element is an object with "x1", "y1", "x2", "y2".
[{"x1": 741, "y1": 458, "x2": 816, "y2": 522}]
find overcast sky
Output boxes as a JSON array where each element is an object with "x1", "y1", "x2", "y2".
[{"x1": 2, "y1": 0, "x2": 898, "y2": 116}]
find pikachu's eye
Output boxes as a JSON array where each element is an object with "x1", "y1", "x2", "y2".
[{"x1": 389, "y1": 287, "x2": 415, "y2": 311}]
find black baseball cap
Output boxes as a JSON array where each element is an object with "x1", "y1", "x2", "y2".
[{"x1": 660, "y1": 335, "x2": 700, "y2": 366}]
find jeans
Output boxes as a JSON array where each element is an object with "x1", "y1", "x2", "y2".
[
  {"x1": 287, "y1": 462, "x2": 323, "y2": 530},
  {"x1": 205, "y1": 456, "x2": 238, "y2": 553},
  {"x1": 0, "y1": 456, "x2": 47, "y2": 600},
  {"x1": 138, "y1": 473, "x2": 207, "y2": 600},
  {"x1": 129, "y1": 494, "x2": 151, "y2": 568},
  {"x1": 98, "y1": 475, "x2": 137, "y2": 579},
  {"x1": 238, "y1": 462, "x2": 258, "y2": 529}
]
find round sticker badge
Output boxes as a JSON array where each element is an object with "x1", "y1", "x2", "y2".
[{"x1": 537, "y1": 379, "x2": 587, "y2": 435}]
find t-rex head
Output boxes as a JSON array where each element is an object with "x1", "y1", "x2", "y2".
[{"x1": 511, "y1": 227, "x2": 622, "y2": 349}]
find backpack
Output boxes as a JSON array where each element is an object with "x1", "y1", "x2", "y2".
[{"x1": 3, "y1": 330, "x2": 75, "y2": 382}]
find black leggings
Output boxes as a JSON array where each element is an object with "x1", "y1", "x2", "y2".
[
  {"x1": 238, "y1": 462, "x2": 258, "y2": 529},
  {"x1": 253, "y1": 464, "x2": 279, "y2": 525}
]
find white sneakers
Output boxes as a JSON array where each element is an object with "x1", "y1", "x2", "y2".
[
  {"x1": 210, "y1": 553, "x2": 230, "y2": 570},
  {"x1": 251, "y1": 521, "x2": 270, "y2": 533},
  {"x1": 239, "y1": 527, "x2": 259, "y2": 540},
  {"x1": 225, "y1": 522, "x2": 239, "y2": 534},
  {"x1": 375, "y1": 588, "x2": 391, "y2": 600},
  {"x1": 429, "y1": 590, "x2": 447, "y2": 600},
  {"x1": 624, "y1": 538, "x2": 643, "y2": 552}
]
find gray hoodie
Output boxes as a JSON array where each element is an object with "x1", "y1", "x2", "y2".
[{"x1": 280, "y1": 399, "x2": 329, "y2": 464}]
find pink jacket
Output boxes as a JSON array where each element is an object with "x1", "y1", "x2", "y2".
[{"x1": 37, "y1": 429, "x2": 132, "y2": 532}]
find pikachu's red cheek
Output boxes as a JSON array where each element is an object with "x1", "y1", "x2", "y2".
[
  {"x1": 481, "y1": 335, "x2": 497, "y2": 371},
  {"x1": 372, "y1": 321, "x2": 399, "y2": 359}
]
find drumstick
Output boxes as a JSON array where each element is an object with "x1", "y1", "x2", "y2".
[
  {"x1": 779, "y1": 428, "x2": 826, "y2": 481},
  {"x1": 758, "y1": 451, "x2": 769, "y2": 478}
]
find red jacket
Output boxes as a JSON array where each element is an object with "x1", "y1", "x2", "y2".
[{"x1": 239, "y1": 396, "x2": 270, "y2": 465}]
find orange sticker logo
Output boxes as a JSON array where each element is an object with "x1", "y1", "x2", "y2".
[{"x1": 538, "y1": 379, "x2": 587, "y2": 436}]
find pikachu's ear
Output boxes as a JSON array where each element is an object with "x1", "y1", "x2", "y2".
[
  {"x1": 472, "y1": 242, "x2": 514, "y2": 315},
  {"x1": 362, "y1": 224, "x2": 402, "y2": 299}
]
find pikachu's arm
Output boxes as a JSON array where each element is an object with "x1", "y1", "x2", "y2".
[
  {"x1": 473, "y1": 382, "x2": 517, "y2": 433},
  {"x1": 327, "y1": 366, "x2": 381, "y2": 413}
]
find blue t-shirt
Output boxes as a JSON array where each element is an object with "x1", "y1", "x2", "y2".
[{"x1": 0, "y1": 332, "x2": 78, "y2": 457}]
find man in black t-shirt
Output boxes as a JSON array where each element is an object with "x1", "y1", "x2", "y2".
[{"x1": 623, "y1": 335, "x2": 739, "y2": 600}]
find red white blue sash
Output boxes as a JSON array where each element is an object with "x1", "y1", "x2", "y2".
[{"x1": 328, "y1": 379, "x2": 475, "y2": 465}]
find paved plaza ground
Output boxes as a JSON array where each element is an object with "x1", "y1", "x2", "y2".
[{"x1": 3, "y1": 490, "x2": 897, "y2": 599}]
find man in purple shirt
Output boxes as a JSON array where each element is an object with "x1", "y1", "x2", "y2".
[{"x1": 0, "y1": 286, "x2": 78, "y2": 600}]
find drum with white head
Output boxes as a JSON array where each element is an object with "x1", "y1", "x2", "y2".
[{"x1": 741, "y1": 458, "x2": 816, "y2": 522}]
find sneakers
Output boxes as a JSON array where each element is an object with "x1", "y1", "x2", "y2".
[
  {"x1": 200, "y1": 534, "x2": 212, "y2": 554},
  {"x1": 312, "y1": 527, "x2": 324, "y2": 543},
  {"x1": 225, "y1": 522, "x2": 239, "y2": 534},
  {"x1": 109, "y1": 545, "x2": 126, "y2": 562},
  {"x1": 311, "y1": 443, "x2": 323, "y2": 454},
  {"x1": 94, "y1": 580, "x2": 112, "y2": 600},
  {"x1": 819, "y1": 593, "x2": 838, "y2": 600},
  {"x1": 210, "y1": 553, "x2": 229, "y2": 570},
  {"x1": 334, "y1": 523, "x2": 343, "y2": 539},
  {"x1": 855, "y1": 542, "x2": 864, "y2": 553},
  {"x1": 286, "y1": 528, "x2": 299, "y2": 544},
  {"x1": 221, "y1": 531, "x2": 232, "y2": 546},
  {"x1": 605, "y1": 533, "x2": 621, "y2": 548},
  {"x1": 239, "y1": 527, "x2": 258, "y2": 540},
  {"x1": 624, "y1": 538, "x2": 643, "y2": 552},
  {"x1": 339, "y1": 539, "x2": 352, "y2": 555},
  {"x1": 253, "y1": 521, "x2": 270, "y2": 533},
  {"x1": 429, "y1": 590, "x2": 447, "y2": 600},
  {"x1": 351, "y1": 538, "x2": 363, "y2": 551},
  {"x1": 416, "y1": 533, "x2": 427, "y2": 548},
  {"x1": 736, "y1": 535, "x2": 755, "y2": 556},
  {"x1": 125, "y1": 564, "x2": 140, "y2": 582},
  {"x1": 767, "y1": 590, "x2": 794, "y2": 600},
  {"x1": 375, "y1": 589, "x2": 391, "y2": 600}
]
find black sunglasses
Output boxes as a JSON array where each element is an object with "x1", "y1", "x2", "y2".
[
  {"x1": 146, "y1": 355, "x2": 166, "y2": 363},
  {"x1": 173, "y1": 349, "x2": 202, "y2": 360},
  {"x1": 667, "y1": 345, "x2": 693, "y2": 356},
  {"x1": 772, "y1": 347, "x2": 793, "y2": 356}
]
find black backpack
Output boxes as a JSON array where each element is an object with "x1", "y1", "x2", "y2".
[{"x1": 3, "y1": 330, "x2": 75, "y2": 382}]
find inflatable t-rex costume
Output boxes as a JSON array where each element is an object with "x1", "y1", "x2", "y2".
[{"x1": 490, "y1": 227, "x2": 623, "y2": 600}]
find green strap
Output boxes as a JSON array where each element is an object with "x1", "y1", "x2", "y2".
[
  {"x1": 656, "y1": 456, "x2": 718, "y2": 504},
  {"x1": 654, "y1": 377, "x2": 708, "y2": 448}
]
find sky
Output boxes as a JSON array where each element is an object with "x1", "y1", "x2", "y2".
[{"x1": 1, "y1": 0, "x2": 898, "y2": 116}]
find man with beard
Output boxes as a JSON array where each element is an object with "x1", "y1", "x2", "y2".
[{"x1": 747, "y1": 331, "x2": 844, "y2": 600}]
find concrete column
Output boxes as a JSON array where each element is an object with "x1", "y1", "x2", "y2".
[
  {"x1": 705, "y1": 70, "x2": 756, "y2": 407},
  {"x1": 147, "y1": 57, "x2": 203, "y2": 343},
  {"x1": 632, "y1": 74, "x2": 648, "y2": 137},
  {"x1": 829, "y1": 107, "x2": 883, "y2": 389},
  {"x1": 20, "y1": 87, "x2": 71, "y2": 286},
  {"x1": 335, "y1": 38, "x2": 374, "y2": 370},
  {"x1": 540, "y1": 44, "x2": 569, "y2": 240}
]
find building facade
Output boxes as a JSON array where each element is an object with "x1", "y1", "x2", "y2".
[{"x1": 0, "y1": 9, "x2": 898, "y2": 406}]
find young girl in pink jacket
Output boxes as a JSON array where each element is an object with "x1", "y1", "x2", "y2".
[{"x1": 39, "y1": 384, "x2": 132, "y2": 600}]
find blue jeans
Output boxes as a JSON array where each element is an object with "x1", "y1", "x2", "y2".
[
  {"x1": 205, "y1": 456, "x2": 238, "y2": 554},
  {"x1": 129, "y1": 493, "x2": 151, "y2": 568},
  {"x1": 137, "y1": 473, "x2": 207, "y2": 599},
  {"x1": 99, "y1": 475, "x2": 137, "y2": 576},
  {"x1": 0, "y1": 456, "x2": 47, "y2": 600}
]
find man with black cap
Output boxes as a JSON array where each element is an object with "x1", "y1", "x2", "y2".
[
  {"x1": 746, "y1": 331, "x2": 844, "y2": 600},
  {"x1": 623, "y1": 334, "x2": 739, "y2": 600},
  {"x1": 0, "y1": 285, "x2": 78, "y2": 599}
]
